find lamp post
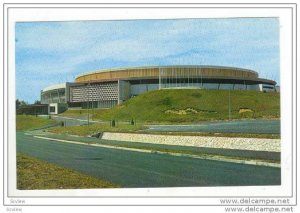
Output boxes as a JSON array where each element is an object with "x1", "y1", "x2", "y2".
[
  {"x1": 93, "y1": 103, "x2": 95, "y2": 121},
  {"x1": 87, "y1": 83, "x2": 90, "y2": 126},
  {"x1": 200, "y1": 68, "x2": 203, "y2": 88},
  {"x1": 228, "y1": 89, "x2": 231, "y2": 120}
]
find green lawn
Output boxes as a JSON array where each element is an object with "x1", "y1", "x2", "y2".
[
  {"x1": 62, "y1": 89, "x2": 280, "y2": 123},
  {"x1": 49, "y1": 122, "x2": 146, "y2": 136},
  {"x1": 16, "y1": 115, "x2": 58, "y2": 131},
  {"x1": 57, "y1": 109, "x2": 92, "y2": 118},
  {"x1": 17, "y1": 153, "x2": 120, "y2": 189}
]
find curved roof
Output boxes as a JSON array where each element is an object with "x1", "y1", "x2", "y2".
[
  {"x1": 41, "y1": 83, "x2": 66, "y2": 93},
  {"x1": 74, "y1": 65, "x2": 263, "y2": 84},
  {"x1": 75, "y1": 65, "x2": 258, "y2": 79}
]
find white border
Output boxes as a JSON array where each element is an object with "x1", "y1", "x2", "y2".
[{"x1": 3, "y1": 4, "x2": 296, "y2": 206}]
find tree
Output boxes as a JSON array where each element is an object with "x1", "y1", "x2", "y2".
[
  {"x1": 16, "y1": 99, "x2": 28, "y2": 109},
  {"x1": 16, "y1": 99, "x2": 21, "y2": 110},
  {"x1": 34, "y1": 100, "x2": 41, "y2": 104}
]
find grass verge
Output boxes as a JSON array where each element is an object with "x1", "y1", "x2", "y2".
[
  {"x1": 16, "y1": 115, "x2": 58, "y2": 131},
  {"x1": 48, "y1": 123, "x2": 146, "y2": 136},
  {"x1": 48, "y1": 123, "x2": 279, "y2": 139},
  {"x1": 17, "y1": 153, "x2": 120, "y2": 189}
]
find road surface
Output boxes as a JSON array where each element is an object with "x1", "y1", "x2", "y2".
[
  {"x1": 49, "y1": 116, "x2": 280, "y2": 134},
  {"x1": 16, "y1": 132, "x2": 281, "y2": 188},
  {"x1": 146, "y1": 120, "x2": 280, "y2": 134}
]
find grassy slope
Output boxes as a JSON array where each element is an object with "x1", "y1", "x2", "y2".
[
  {"x1": 17, "y1": 153, "x2": 120, "y2": 189},
  {"x1": 16, "y1": 115, "x2": 58, "y2": 131},
  {"x1": 87, "y1": 89, "x2": 280, "y2": 123}
]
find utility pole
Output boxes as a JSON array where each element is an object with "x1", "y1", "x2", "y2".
[
  {"x1": 228, "y1": 89, "x2": 231, "y2": 120},
  {"x1": 159, "y1": 67, "x2": 161, "y2": 90},
  {"x1": 87, "y1": 83, "x2": 90, "y2": 126},
  {"x1": 200, "y1": 68, "x2": 203, "y2": 88},
  {"x1": 93, "y1": 103, "x2": 95, "y2": 121}
]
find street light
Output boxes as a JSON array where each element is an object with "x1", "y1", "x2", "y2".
[
  {"x1": 228, "y1": 89, "x2": 231, "y2": 120},
  {"x1": 87, "y1": 83, "x2": 90, "y2": 126}
]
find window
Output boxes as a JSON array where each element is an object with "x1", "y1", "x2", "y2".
[
  {"x1": 263, "y1": 85, "x2": 274, "y2": 89},
  {"x1": 49, "y1": 106, "x2": 55, "y2": 112}
]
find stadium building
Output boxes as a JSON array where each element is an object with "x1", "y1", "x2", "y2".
[{"x1": 40, "y1": 65, "x2": 277, "y2": 114}]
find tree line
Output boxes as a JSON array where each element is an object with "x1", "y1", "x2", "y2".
[{"x1": 16, "y1": 99, "x2": 41, "y2": 109}]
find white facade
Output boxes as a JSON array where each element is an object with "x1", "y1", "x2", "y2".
[
  {"x1": 259, "y1": 84, "x2": 275, "y2": 92},
  {"x1": 48, "y1": 103, "x2": 68, "y2": 115}
]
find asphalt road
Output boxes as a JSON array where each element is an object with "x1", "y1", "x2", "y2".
[
  {"x1": 146, "y1": 120, "x2": 280, "y2": 134},
  {"x1": 49, "y1": 116, "x2": 280, "y2": 134},
  {"x1": 16, "y1": 132, "x2": 280, "y2": 187},
  {"x1": 44, "y1": 133, "x2": 280, "y2": 161}
]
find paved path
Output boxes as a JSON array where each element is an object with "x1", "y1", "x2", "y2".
[{"x1": 17, "y1": 132, "x2": 281, "y2": 187}]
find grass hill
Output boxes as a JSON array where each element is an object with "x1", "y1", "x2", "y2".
[
  {"x1": 63, "y1": 89, "x2": 280, "y2": 123},
  {"x1": 16, "y1": 115, "x2": 58, "y2": 131}
]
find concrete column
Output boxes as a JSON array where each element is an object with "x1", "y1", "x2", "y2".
[{"x1": 57, "y1": 89, "x2": 60, "y2": 103}]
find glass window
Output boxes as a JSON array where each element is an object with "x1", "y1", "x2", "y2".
[{"x1": 49, "y1": 106, "x2": 55, "y2": 112}]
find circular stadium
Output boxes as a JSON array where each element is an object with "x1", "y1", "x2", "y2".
[{"x1": 40, "y1": 65, "x2": 277, "y2": 113}]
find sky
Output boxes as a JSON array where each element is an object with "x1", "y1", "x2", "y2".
[{"x1": 15, "y1": 18, "x2": 280, "y2": 103}]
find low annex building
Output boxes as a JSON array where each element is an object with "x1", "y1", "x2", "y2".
[{"x1": 40, "y1": 65, "x2": 277, "y2": 114}]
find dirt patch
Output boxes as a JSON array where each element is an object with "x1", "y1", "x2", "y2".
[
  {"x1": 165, "y1": 108, "x2": 199, "y2": 115},
  {"x1": 165, "y1": 109, "x2": 188, "y2": 115},
  {"x1": 239, "y1": 108, "x2": 254, "y2": 114},
  {"x1": 165, "y1": 108, "x2": 216, "y2": 115}
]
